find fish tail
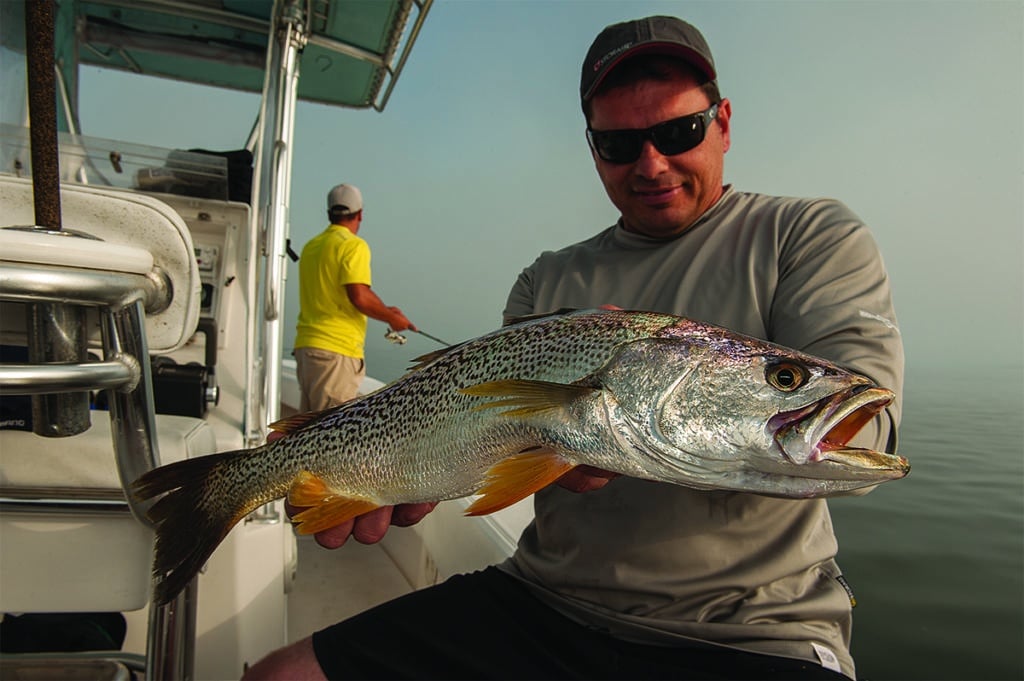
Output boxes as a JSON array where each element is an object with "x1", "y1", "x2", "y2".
[{"x1": 130, "y1": 447, "x2": 276, "y2": 605}]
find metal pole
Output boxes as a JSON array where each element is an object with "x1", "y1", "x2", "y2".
[
  {"x1": 249, "y1": 0, "x2": 306, "y2": 442},
  {"x1": 101, "y1": 302, "x2": 159, "y2": 524},
  {"x1": 24, "y1": 0, "x2": 61, "y2": 231},
  {"x1": 23, "y1": 0, "x2": 91, "y2": 437},
  {"x1": 146, "y1": 579, "x2": 198, "y2": 681}
]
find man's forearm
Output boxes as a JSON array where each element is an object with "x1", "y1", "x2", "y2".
[{"x1": 346, "y1": 283, "x2": 413, "y2": 330}]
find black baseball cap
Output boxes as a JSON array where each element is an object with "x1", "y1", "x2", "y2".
[{"x1": 580, "y1": 16, "x2": 717, "y2": 102}]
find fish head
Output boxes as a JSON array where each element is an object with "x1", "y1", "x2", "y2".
[{"x1": 597, "y1": 322, "x2": 908, "y2": 497}]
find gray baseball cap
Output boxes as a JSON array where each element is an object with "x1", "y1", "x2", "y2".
[
  {"x1": 327, "y1": 183, "x2": 363, "y2": 213},
  {"x1": 580, "y1": 16, "x2": 717, "y2": 102}
]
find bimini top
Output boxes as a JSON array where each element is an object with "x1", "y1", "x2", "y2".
[{"x1": 48, "y1": 0, "x2": 431, "y2": 111}]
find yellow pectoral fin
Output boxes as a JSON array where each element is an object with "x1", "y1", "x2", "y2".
[
  {"x1": 465, "y1": 448, "x2": 575, "y2": 516},
  {"x1": 460, "y1": 379, "x2": 597, "y2": 418},
  {"x1": 288, "y1": 471, "x2": 380, "y2": 535}
]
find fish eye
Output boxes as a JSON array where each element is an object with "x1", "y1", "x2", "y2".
[{"x1": 766, "y1": 361, "x2": 808, "y2": 392}]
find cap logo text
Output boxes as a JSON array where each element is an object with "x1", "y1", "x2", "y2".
[{"x1": 593, "y1": 41, "x2": 634, "y2": 72}]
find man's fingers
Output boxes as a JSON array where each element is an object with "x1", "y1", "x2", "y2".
[
  {"x1": 286, "y1": 498, "x2": 440, "y2": 549},
  {"x1": 351, "y1": 506, "x2": 395, "y2": 544},
  {"x1": 313, "y1": 519, "x2": 355, "y2": 550},
  {"x1": 284, "y1": 500, "x2": 359, "y2": 549},
  {"x1": 391, "y1": 502, "x2": 438, "y2": 527},
  {"x1": 557, "y1": 466, "x2": 619, "y2": 493}
]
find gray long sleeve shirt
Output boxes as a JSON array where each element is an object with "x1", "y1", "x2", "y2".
[{"x1": 499, "y1": 186, "x2": 904, "y2": 679}]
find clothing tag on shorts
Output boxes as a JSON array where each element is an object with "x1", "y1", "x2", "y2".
[
  {"x1": 835, "y1": 574, "x2": 857, "y2": 608},
  {"x1": 811, "y1": 642, "x2": 842, "y2": 673}
]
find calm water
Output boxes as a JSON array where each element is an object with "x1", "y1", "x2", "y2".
[{"x1": 829, "y1": 363, "x2": 1024, "y2": 680}]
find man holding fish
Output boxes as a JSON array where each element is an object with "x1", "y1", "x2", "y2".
[{"x1": 241, "y1": 14, "x2": 904, "y2": 680}]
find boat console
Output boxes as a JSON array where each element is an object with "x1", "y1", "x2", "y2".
[{"x1": 0, "y1": 147, "x2": 292, "y2": 680}]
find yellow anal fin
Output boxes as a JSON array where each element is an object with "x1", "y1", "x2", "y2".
[
  {"x1": 268, "y1": 408, "x2": 332, "y2": 435},
  {"x1": 465, "y1": 448, "x2": 575, "y2": 516},
  {"x1": 460, "y1": 379, "x2": 597, "y2": 418},
  {"x1": 288, "y1": 470, "x2": 380, "y2": 534}
]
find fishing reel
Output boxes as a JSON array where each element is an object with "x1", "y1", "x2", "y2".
[{"x1": 386, "y1": 327, "x2": 450, "y2": 347}]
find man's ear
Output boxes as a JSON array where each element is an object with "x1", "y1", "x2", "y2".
[{"x1": 716, "y1": 97, "x2": 732, "y2": 153}]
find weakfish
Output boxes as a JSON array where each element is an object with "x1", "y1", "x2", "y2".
[{"x1": 132, "y1": 308, "x2": 908, "y2": 604}]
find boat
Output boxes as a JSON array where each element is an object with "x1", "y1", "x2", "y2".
[{"x1": 0, "y1": 1, "x2": 532, "y2": 678}]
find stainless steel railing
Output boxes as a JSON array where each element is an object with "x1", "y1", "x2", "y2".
[{"x1": 0, "y1": 234, "x2": 197, "y2": 681}]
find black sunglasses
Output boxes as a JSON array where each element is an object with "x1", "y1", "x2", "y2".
[{"x1": 586, "y1": 102, "x2": 720, "y2": 164}]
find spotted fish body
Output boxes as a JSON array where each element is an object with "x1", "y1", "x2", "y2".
[
  {"x1": 132, "y1": 308, "x2": 908, "y2": 604},
  {"x1": 282, "y1": 310, "x2": 673, "y2": 502}
]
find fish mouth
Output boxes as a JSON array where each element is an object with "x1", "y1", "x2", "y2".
[{"x1": 769, "y1": 386, "x2": 909, "y2": 479}]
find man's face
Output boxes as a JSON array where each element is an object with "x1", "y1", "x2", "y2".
[{"x1": 588, "y1": 72, "x2": 731, "y2": 239}]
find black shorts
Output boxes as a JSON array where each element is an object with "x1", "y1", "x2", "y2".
[{"x1": 310, "y1": 566, "x2": 850, "y2": 680}]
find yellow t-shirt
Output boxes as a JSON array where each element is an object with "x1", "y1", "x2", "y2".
[{"x1": 294, "y1": 225, "x2": 372, "y2": 358}]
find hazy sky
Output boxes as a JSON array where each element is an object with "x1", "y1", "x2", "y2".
[{"x1": 69, "y1": 0, "x2": 1023, "y2": 382}]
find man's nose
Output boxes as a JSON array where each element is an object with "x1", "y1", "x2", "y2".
[{"x1": 632, "y1": 140, "x2": 671, "y2": 177}]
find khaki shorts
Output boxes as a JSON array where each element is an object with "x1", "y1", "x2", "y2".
[{"x1": 293, "y1": 347, "x2": 365, "y2": 412}]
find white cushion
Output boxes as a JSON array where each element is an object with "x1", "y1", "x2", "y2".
[
  {"x1": 0, "y1": 413, "x2": 215, "y2": 490},
  {"x1": 0, "y1": 414, "x2": 216, "y2": 612}
]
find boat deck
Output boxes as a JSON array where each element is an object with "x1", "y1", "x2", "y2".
[{"x1": 286, "y1": 533, "x2": 422, "y2": 643}]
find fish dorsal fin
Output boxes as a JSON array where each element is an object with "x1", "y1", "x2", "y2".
[
  {"x1": 407, "y1": 344, "x2": 461, "y2": 370},
  {"x1": 407, "y1": 308, "x2": 586, "y2": 372},
  {"x1": 268, "y1": 409, "x2": 332, "y2": 434},
  {"x1": 405, "y1": 336, "x2": 480, "y2": 371},
  {"x1": 503, "y1": 307, "x2": 582, "y2": 326},
  {"x1": 287, "y1": 470, "x2": 380, "y2": 534},
  {"x1": 465, "y1": 447, "x2": 575, "y2": 516},
  {"x1": 461, "y1": 379, "x2": 598, "y2": 417}
]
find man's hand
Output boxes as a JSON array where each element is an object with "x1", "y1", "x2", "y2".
[
  {"x1": 386, "y1": 306, "x2": 416, "y2": 333},
  {"x1": 285, "y1": 499, "x2": 438, "y2": 549}
]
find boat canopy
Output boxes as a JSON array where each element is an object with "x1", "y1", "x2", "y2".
[{"x1": 31, "y1": 0, "x2": 429, "y2": 116}]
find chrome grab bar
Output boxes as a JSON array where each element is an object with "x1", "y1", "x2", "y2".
[
  {"x1": 0, "y1": 260, "x2": 171, "y2": 312},
  {"x1": 0, "y1": 358, "x2": 138, "y2": 393},
  {"x1": 0, "y1": 266, "x2": 166, "y2": 523},
  {"x1": 0, "y1": 487, "x2": 127, "y2": 504},
  {"x1": 0, "y1": 256, "x2": 193, "y2": 681}
]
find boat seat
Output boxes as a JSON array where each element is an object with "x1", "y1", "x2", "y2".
[
  {"x1": 0, "y1": 175, "x2": 201, "y2": 354},
  {"x1": 0, "y1": 414, "x2": 216, "y2": 612},
  {"x1": 0, "y1": 175, "x2": 207, "y2": 678}
]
